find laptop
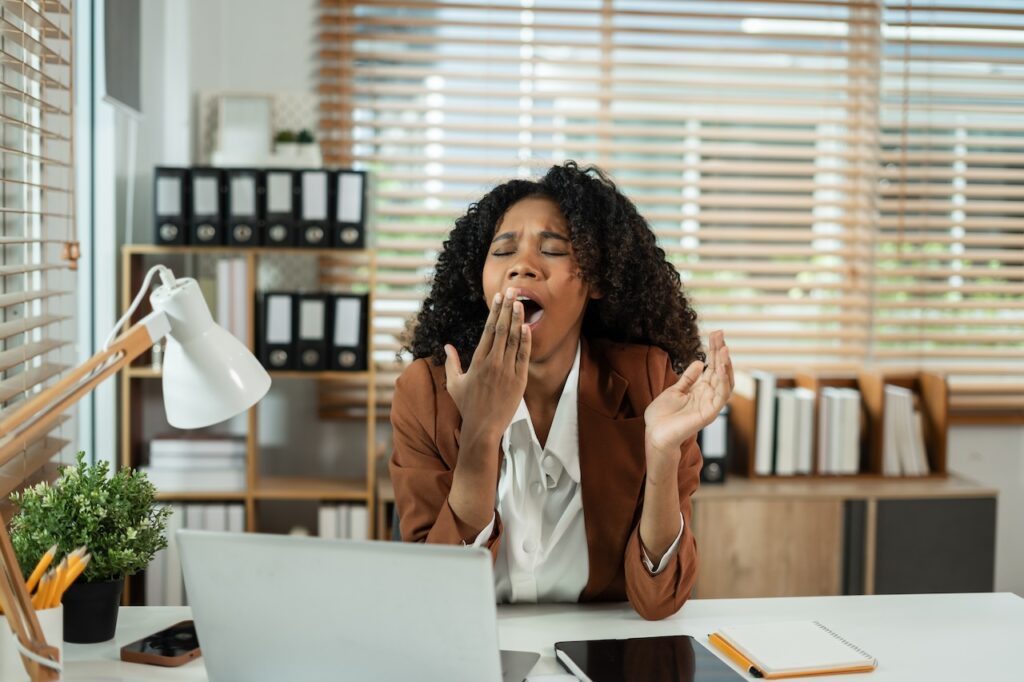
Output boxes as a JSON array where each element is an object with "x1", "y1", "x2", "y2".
[{"x1": 177, "y1": 530, "x2": 539, "y2": 682}]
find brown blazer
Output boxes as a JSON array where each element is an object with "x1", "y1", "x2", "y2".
[{"x1": 389, "y1": 337, "x2": 702, "y2": 621}]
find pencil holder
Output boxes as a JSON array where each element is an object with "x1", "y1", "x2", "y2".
[{"x1": 0, "y1": 604, "x2": 63, "y2": 681}]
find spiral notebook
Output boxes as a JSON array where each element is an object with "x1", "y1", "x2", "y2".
[{"x1": 708, "y1": 621, "x2": 877, "y2": 679}]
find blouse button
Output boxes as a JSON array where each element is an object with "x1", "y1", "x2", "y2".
[{"x1": 522, "y1": 538, "x2": 537, "y2": 554}]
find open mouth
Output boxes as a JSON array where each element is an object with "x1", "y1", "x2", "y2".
[{"x1": 517, "y1": 295, "x2": 545, "y2": 327}]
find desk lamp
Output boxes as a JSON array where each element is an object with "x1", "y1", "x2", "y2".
[{"x1": 0, "y1": 264, "x2": 271, "y2": 680}]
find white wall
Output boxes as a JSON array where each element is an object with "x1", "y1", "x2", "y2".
[{"x1": 948, "y1": 425, "x2": 1024, "y2": 596}]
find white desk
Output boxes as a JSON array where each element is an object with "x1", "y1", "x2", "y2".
[{"x1": 63, "y1": 592, "x2": 1024, "y2": 681}]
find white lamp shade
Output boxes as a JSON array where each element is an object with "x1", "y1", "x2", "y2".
[{"x1": 150, "y1": 277, "x2": 271, "y2": 429}]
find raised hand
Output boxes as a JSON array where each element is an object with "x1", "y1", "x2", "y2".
[
  {"x1": 444, "y1": 286, "x2": 532, "y2": 447},
  {"x1": 643, "y1": 330, "x2": 734, "y2": 470}
]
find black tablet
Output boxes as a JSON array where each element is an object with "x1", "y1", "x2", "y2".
[{"x1": 555, "y1": 635, "x2": 742, "y2": 682}]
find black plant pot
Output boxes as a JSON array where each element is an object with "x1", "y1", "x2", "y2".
[{"x1": 62, "y1": 577, "x2": 124, "y2": 643}]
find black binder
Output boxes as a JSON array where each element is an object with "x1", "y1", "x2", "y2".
[
  {"x1": 190, "y1": 168, "x2": 226, "y2": 246},
  {"x1": 298, "y1": 170, "x2": 332, "y2": 248},
  {"x1": 264, "y1": 170, "x2": 297, "y2": 246},
  {"x1": 295, "y1": 294, "x2": 329, "y2": 370},
  {"x1": 698, "y1": 405, "x2": 730, "y2": 484},
  {"x1": 328, "y1": 293, "x2": 368, "y2": 371},
  {"x1": 259, "y1": 292, "x2": 296, "y2": 370},
  {"x1": 332, "y1": 169, "x2": 367, "y2": 249},
  {"x1": 226, "y1": 169, "x2": 262, "y2": 246},
  {"x1": 154, "y1": 167, "x2": 189, "y2": 245}
]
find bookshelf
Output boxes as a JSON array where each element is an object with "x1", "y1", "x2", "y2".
[
  {"x1": 119, "y1": 244, "x2": 379, "y2": 602},
  {"x1": 728, "y1": 369, "x2": 949, "y2": 479}
]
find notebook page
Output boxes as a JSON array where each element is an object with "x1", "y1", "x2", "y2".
[{"x1": 718, "y1": 621, "x2": 875, "y2": 674}]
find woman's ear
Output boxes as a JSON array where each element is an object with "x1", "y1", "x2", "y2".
[{"x1": 588, "y1": 283, "x2": 603, "y2": 300}]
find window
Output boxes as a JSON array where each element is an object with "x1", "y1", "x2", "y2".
[
  {"x1": 0, "y1": 0, "x2": 76, "y2": 494},
  {"x1": 318, "y1": 0, "x2": 1024, "y2": 416}
]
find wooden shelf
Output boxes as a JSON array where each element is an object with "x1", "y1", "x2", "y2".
[
  {"x1": 694, "y1": 473, "x2": 995, "y2": 501},
  {"x1": 127, "y1": 366, "x2": 371, "y2": 381},
  {"x1": 254, "y1": 476, "x2": 369, "y2": 501},
  {"x1": 124, "y1": 244, "x2": 371, "y2": 257},
  {"x1": 154, "y1": 491, "x2": 248, "y2": 502}
]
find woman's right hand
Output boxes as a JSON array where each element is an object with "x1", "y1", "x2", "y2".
[{"x1": 443, "y1": 286, "x2": 532, "y2": 448}]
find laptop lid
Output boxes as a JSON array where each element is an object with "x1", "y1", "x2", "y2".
[{"x1": 178, "y1": 530, "x2": 505, "y2": 682}]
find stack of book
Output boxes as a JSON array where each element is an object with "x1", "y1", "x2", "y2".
[
  {"x1": 317, "y1": 503, "x2": 369, "y2": 541},
  {"x1": 140, "y1": 435, "x2": 247, "y2": 492},
  {"x1": 146, "y1": 503, "x2": 246, "y2": 606},
  {"x1": 882, "y1": 385, "x2": 930, "y2": 476},
  {"x1": 816, "y1": 387, "x2": 862, "y2": 475}
]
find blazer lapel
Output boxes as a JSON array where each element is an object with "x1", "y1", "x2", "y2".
[{"x1": 577, "y1": 339, "x2": 648, "y2": 601}]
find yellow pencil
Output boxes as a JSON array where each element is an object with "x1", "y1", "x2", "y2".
[
  {"x1": 46, "y1": 558, "x2": 68, "y2": 609},
  {"x1": 31, "y1": 571, "x2": 52, "y2": 610},
  {"x1": 26, "y1": 544, "x2": 58, "y2": 593},
  {"x1": 53, "y1": 553, "x2": 91, "y2": 607}
]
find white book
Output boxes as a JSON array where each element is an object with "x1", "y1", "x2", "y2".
[
  {"x1": 164, "y1": 504, "x2": 185, "y2": 607},
  {"x1": 204, "y1": 504, "x2": 228, "y2": 532},
  {"x1": 141, "y1": 467, "x2": 247, "y2": 492},
  {"x1": 149, "y1": 454, "x2": 246, "y2": 470},
  {"x1": 227, "y1": 504, "x2": 246, "y2": 533},
  {"x1": 145, "y1": 504, "x2": 167, "y2": 606},
  {"x1": 774, "y1": 389, "x2": 798, "y2": 476},
  {"x1": 350, "y1": 505, "x2": 369, "y2": 541},
  {"x1": 752, "y1": 371, "x2": 777, "y2": 476},
  {"x1": 231, "y1": 258, "x2": 247, "y2": 342},
  {"x1": 841, "y1": 391, "x2": 861, "y2": 474},
  {"x1": 817, "y1": 392, "x2": 831, "y2": 474},
  {"x1": 150, "y1": 437, "x2": 247, "y2": 457},
  {"x1": 338, "y1": 504, "x2": 351, "y2": 540},
  {"x1": 794, "y1": 388, "x2": 816, "y2": 475},
  {"x1": 318, "y1": 505, "x2": 338, "y2": 539},
  {"x1": 216, "y1": 258, "x2": 231, "y2": 332},
  {"x1": 882, "y1": 386, "x2": 904, "y2": 475},
  {"x1": 910, "y1": 409, "x2": 930, "y2": 476},
  {"x1": 185, "y1": 504, "x2": 206, "y2": 530}
]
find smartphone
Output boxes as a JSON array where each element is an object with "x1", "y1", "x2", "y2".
[{"x1": 120, "y1": 619, "x2": 202, "y2": 667}]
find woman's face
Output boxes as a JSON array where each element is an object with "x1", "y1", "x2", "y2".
[{"x1": 481, "y1": 195, "x2": 597, "y2": 363}]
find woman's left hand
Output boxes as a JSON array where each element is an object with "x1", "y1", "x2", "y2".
[{"x1": 644, "y1": 330, "x2": 734, "y2": 473}]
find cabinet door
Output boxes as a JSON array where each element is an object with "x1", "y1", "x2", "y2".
[
  {"x1": 874, "y1": 497, "x2": 996, "y2": 594},
  {"x1": 692, "y1": 498, "x2": 844, "y2": 598}
]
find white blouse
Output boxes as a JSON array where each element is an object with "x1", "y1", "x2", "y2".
[{"x1": 470, "y1": 343, "x2": 682, "y2": 603}]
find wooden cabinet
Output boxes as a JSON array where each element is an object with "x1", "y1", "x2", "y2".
[{"x1": 691, "y1": 476, "x2": 997, "y2": 599}]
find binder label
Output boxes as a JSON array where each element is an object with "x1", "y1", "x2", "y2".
[
  {"x1": 156, "y1": 177, "x2": 182, "y2": 216},
  {"x1": 267, "y1": 172, "x2": 293, "y2": 213},
  {"x1": 193, "y1": 176, "x2": 220, "y2": 215},
  {"x1": 333, "y1": 298, "x2": 361, "y2": 347},
  {"x1": 302, "y1": 172, "x2": 328, "y2": 220},
  {"x1": 266, "y1": 296, "x2": 293, "y2": 344},
  {"x1": 337, "y1": 172, "x2": 364, "y2": 224},
  {"x1": 299, "y1": 300, "x2": 326, "y2": 340},
  {"x1": 230, "y1": 176, "x2": 256, "y2": 216}
]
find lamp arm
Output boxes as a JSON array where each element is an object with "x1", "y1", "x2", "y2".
[{"x1": 0, "y1": 312, "x2": 169, "y2": 463}]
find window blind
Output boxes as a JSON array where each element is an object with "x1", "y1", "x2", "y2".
[
  {"x1": 877, "y1": 1, "x2": 1024, "y2": 415},
  {"x1": 0, "y1": 0, "x2": 76, "y2": 495},
  {"x1": 318, "y1": 0, "x2": 1024, "y2": 416}
]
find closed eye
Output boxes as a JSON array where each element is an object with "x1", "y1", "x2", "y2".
[{"x1": 490, "y1": 249, "x2": 569, "y2": 257}]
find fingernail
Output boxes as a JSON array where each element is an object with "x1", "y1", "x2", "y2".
[
  {"x1": 506, "y1": 287, "x2": 516, "y2": 300},
  {"x1": 493, "y1": 293, "x2": 502, "y2": 304}
]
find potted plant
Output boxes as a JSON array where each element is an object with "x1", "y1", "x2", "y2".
[
  {"x1": 274, "y1": 129, "x2": 299, "y2": 156},
  {"x1": 9, "y1": 452, "x2": 171, "y2": 643}
]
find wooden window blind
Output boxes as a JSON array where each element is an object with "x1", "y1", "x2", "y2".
[
  {"x1": 318, "y1": 0, "x2": 1023, "y2": 415},
  {"x1": 0, "y1": 0, "x2": 76, "y2": 494},
  {"x1": 877, "y1": 1, "x2": 1024, "y2": 415}
]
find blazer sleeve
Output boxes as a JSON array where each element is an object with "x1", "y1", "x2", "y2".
[
  {"x1": 622, "y1": 351, "x2": 702, "y2": 621},
  {"x1": 388, "y1": 360, "x2": 503, "y2": 560}
]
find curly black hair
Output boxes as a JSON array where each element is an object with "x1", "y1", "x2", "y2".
[{"x1": 403, "y1": 161, "x2": 705, "y2": 374}]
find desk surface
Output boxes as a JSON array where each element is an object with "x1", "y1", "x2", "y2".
[{"x1": 64, "y1": 592, "x2": 1024, "y2": 681}]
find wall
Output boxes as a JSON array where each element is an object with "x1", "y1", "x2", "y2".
[{"x1": 948, "y1": 425, "x2": 1024, "y2": 597}]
